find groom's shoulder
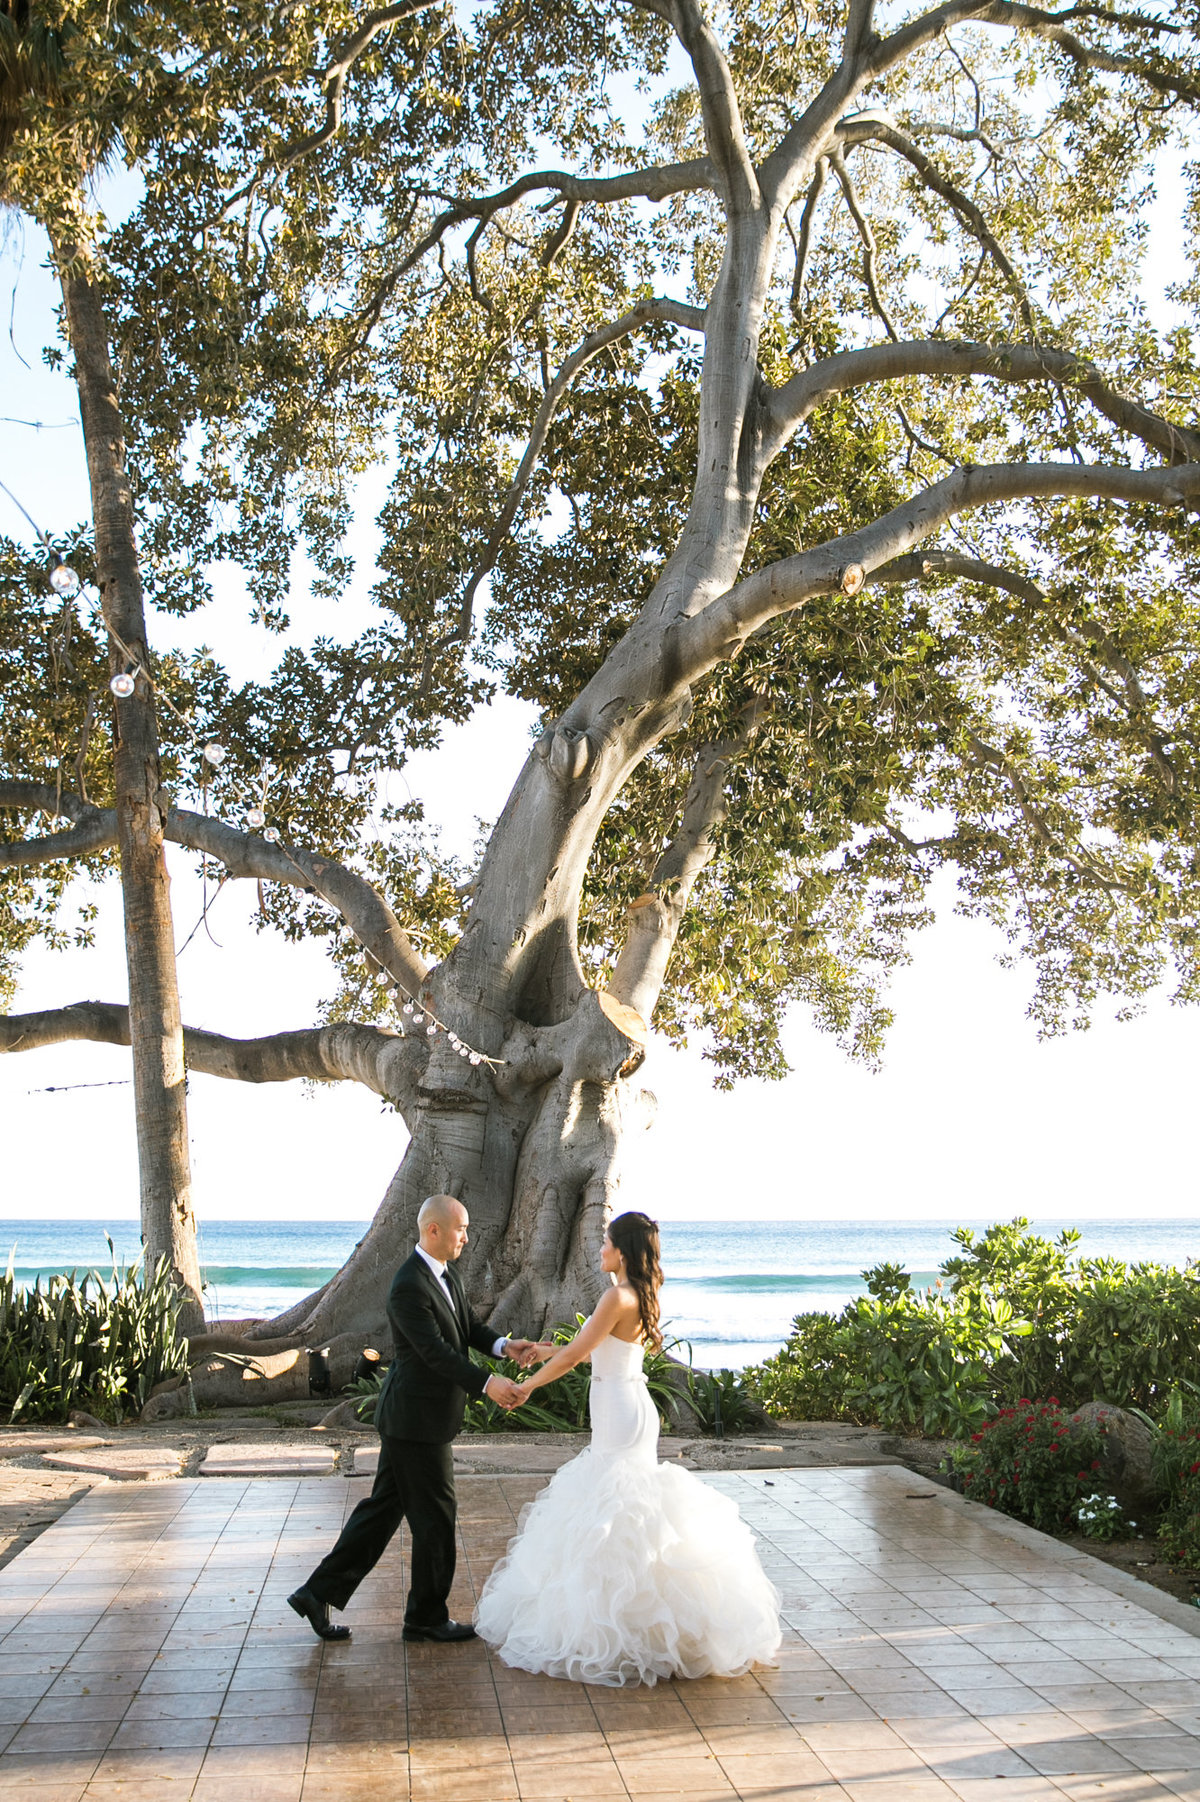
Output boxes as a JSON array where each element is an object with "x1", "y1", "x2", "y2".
[{"x1": 390, "y1": 1250, "x2": 426, "y2": 1295}]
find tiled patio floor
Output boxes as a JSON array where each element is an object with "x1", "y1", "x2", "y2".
[{"x1": 0, "y1": 1464, "x2": 1197, "y2": 1801}]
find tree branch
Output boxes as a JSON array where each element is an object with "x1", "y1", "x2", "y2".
[
  {"x1": 872, "y1": 550, "x2": 1183, "y2": 791},
  {"x1": 626, "y1": 0, "x2": 760, "y2": 212},
  {"x1": 670, "y1": 459, "x2": 1200, "y2": 686},
  {"x1": 963, "y1": 730, "x2": 1133, "y2": 890},
  {"x1": 764, "y1": 337, "x2": 1200, "y2": 466},
  {"x1": 608, "y1": 698, "x2": 771, "y2": 1022},
  {"x1": 788, "y1": 158, "x2": 828, "y2": 311},
  {"x1": 217, "y1": 1, "x2": 441, "y2": 220},
  {"x1": 0, "y1": 1002, "x2": 422, "y2": 1102},
  {"x1": 868, "y1": 1, "x2": 1200, "y2": 107},
  {"x1": 0, "y1": 783, "x2": 116, "y2": 866},
  {"x1": 837, "y1": 116, "x2": 1035, "y2": 334},
  {"x1": 830, "y1": 149, "x2": 899, "y2": 340},
  {"x1": 0, "y1": 783, "x2": 430, "y2": 997},
  {"x1": 421, "y1": 296, "x2": 706, "y2": 688}
]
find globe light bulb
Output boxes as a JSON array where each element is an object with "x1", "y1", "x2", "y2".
[
  {"x1": 426, "y1": 1023, "x2": 437, "y2": 1036},
  {"x1": 203, "y1": 742, "x2": 227, "y2": 766},
  {"x1": 246, "y1": 806, "x2": 266, "y2": 829},
  {"x1": 109, "y1": 672, "x2": 135, "y2": 699},
  {"x1": 402, "y1": 1002, "x2": 413, "y2": 1017},
  {"x1": 469, "y1": 1053, "x2": 482, "y2": 1066},
  {"x1": 49, "y1": 563, "x2": 80, "y2": 597},
  {"x1": 263, "y1": 826, "x2": 280, "y2": 843},
  {"x1": 375, "y1": 967, "x2": 391, "y2": 984},
  {"x1": 412, "y1": 1011, "x2": 424, "y2": 1025},
  {"x1": 458, "y1": 1046, "x2": 470, "y2": 1058}
]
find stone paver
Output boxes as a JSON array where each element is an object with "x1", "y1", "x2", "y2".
[
  {"x1": 200, "y1": 1442, "x2": 336, "y2": 1477},
  {"x1": 0, "y1": 1465, "x2": 1197, "y2": 1801},
  {"x1": 0, "y1": 1435, "x2": 104, "y2": 1460},
  {"x1": 42, "y1": 1447, "x2": 184, "y2": 1480}
]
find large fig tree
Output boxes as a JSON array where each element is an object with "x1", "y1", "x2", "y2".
[{"x1": 3, "y1": 0, "x2": 1200, "y2": 1384}]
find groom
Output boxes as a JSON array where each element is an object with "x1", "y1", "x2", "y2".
[{"x1": 288, "y1": 1193, "x2": 539, "y2": 1643}]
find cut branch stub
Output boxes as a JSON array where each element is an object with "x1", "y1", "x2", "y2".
[
  {"x1": 547, "y1": 726, "x2": 593, "y2": 783},
  {"x1": 596, "y1": 988, "x2": 649, "y2": 1076}
]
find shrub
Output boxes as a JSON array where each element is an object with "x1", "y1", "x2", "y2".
[
  {"x1": 744, "y1": 1219, "x2": 1200, "y2": 1437},
  {"x1": 948, "y1": 1399, "x2": 1103, "y2": 1532},
  {"x1": 1150, "y1": 1392, "x2": 1200, "y2": 1569},
  {"x1": 0, "y1": 1245, "x2": 188, "y2": 1424},
  {"x1": 686, "y1": 1366, "x2": 758, "y2": 1434},
  {"x1": 1075, "y1": 1492, "x2": 1136, "y2": 1541}
]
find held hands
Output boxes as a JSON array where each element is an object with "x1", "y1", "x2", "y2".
[
  {"x1": 504, "y1": 1338, "x2": 555, "y2": 1370},
  {"x1": 483, "y1": 1373, "x2": 524, "y2": 1411},
  {"x1": 484, "y1": 1339, "x2": 556, "y2": 1411}
]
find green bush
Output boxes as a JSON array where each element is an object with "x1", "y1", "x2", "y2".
[
  {"x1": 1149, "y1": 1391, "x2": 1200, "y2": 1569},
  {"x1": 686, "y1": 1366, "x2": 758, "y2": 1434},
  {"x1": 745, "y1": 1220, "x2": 1200, "y2": 1438},
  {"x1": 946, "y1": 1399, "x2": 1103, "y2": 1532},
  {"x1": 0, "y1": 1244, "x2": 188, "y2": 1424}
]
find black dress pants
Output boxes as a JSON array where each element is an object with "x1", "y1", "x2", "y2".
[{"x1": 305, "y1": 1435, "x2": 457, "y2": 1628}]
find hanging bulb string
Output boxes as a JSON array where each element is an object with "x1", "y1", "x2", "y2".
[
  {"x1": 0, "y1": 477, "x2": 53, "y2": 546},
  {"x1": 4, "y1": 485, "x2": 504, "y2": 1074}
]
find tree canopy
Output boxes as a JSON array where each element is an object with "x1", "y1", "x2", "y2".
[{"x1": 3, "y1": 0, "x2": 1200, "y2": 1162}]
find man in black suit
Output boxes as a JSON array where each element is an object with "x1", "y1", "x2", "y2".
[{"x1": 288, "y1": 1194, "x2": 538, "y2": 1643}]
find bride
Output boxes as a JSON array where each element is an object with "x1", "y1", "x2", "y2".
[{"x1": 473, "y1": 1211, "x2": 782, "y2": 1687}]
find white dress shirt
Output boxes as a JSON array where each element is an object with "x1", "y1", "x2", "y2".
[{"x1": 414, "y1": 1244, "x2": 508, "y2": 1360}]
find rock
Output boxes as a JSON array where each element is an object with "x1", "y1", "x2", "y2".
[
  {"x1": 1069, "y1": 1401, "x2": 1158, "y2": 1512},
  {"x1": 316, "y1": 1397, "x2": 367, "y2": 1430},
  {"x1": 140, "y1": 1380, "x2": 190, "y2": 1424},
  {"x1": 67, "y1": 1411, "x2": 110, "y2": 1433}
]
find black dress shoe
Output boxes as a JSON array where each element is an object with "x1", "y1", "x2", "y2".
[
  {"x1": 402, "y1": 1619, "x2": 477, "y2": 1643},
  {"x1": 287, "y1": 1586, "x2": 351, "y2": 1641}
]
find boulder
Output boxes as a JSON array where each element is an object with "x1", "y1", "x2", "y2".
[
  {"x1": 67, "y1": 1410, "x2": 110, "y2": 1433},
  {"x1": 1069, "y1": 1401, "x2": 1157, "y2": 1513},
  {"x1": 315, "y1": 1397, "x2": 367, "y2": 1430}
]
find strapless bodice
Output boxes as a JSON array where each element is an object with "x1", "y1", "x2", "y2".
[{"x1": 590, "y1": 1334, "x2": 646, "y2": 1383}]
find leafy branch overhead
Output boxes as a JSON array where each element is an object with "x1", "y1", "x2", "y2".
[{"x1": 3, "y1": 0, "x2": 1200, "y2": 1086}]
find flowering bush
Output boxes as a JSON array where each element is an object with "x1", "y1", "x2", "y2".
[
  {"x1": 1075, "y1": 1491, "x2": 1135, "y2": 1542},
  {"x1": 948, "y1": 1399, "x2": 1103, "y2": 1532}
]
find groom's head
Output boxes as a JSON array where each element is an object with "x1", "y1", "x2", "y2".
[{"x1": 418, "y1": 1194, "x2": 469, "y2": 1262}]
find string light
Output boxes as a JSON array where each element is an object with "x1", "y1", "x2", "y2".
[
  {"x1": 6, "y1": 478, "x2": 505, "y2": 1071},
  {"x1": 49, "y1": 562, "x2": 81, "y2": 597}
]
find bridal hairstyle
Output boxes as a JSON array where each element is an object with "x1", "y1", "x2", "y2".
[{"x1": 606, "y1": 1211, "x2": 663, "y2": 1353}]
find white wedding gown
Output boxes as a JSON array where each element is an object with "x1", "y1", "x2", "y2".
[{"x1": 474, "y1": 1332, "x2": 782, "y2": 1687}]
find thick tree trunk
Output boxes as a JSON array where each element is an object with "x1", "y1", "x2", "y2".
[
  {"x1": 58, "y1": 257, "x2": 204, "y2": 1336},
  {"x1": 177, "y1": 988, "x2": 652, "y2": 1404}
]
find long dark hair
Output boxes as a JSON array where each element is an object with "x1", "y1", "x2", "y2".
[{"x1": 607, "y1": 1211, "x2": 663, "y2": 1352}]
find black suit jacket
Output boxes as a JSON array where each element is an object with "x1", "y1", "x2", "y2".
[{"x1": 374, "y1": 1250, "x2": 498, "y2": 1443}]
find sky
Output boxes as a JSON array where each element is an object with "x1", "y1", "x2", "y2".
[{"x1": 1, "y1": 132, "x2": 1198, "y2": 1228}]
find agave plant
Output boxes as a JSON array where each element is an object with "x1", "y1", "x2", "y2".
[{"x1": 1, "y1": 1237, "x2": 189, "y2": 1424}]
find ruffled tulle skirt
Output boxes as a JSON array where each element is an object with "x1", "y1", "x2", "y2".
[{"x1": 474, "y1": 1443, "x2": 782, "y2": 1687}]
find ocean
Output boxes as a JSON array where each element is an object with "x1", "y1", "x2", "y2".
[{"x1": 2, "y1": 1216, "x2": 1196, "y2": 1369}]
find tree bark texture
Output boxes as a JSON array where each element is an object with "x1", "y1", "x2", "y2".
[{"x1": 58, "y1": 259, "x2": 204, "y2": 1336}]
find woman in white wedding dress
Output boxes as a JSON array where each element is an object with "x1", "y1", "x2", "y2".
[{"x1": 474, "y1": 1211, "x2": 782, "y2": 1687}]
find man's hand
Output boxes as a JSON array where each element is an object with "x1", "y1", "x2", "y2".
[
  {"x1": 504, "y1": 1338, "x2": 553, "y2": 1370},
  {"x1": 484, "y1": 1373, "x2": 524, "y2": 1410}
]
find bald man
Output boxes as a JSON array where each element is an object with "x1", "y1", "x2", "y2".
[{"x1": 288, "y1": 1195, "x2": 539, "y2": 1643}]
